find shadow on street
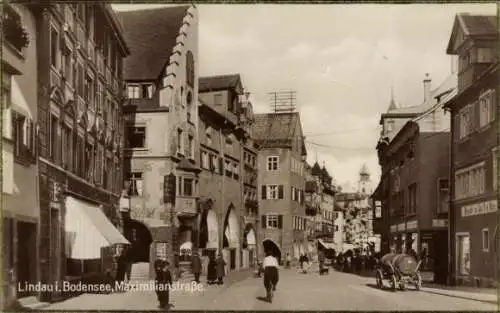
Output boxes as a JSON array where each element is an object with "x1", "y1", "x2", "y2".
[{"x1": 256, "y1": 296, "x2": 270, "y2": 303}]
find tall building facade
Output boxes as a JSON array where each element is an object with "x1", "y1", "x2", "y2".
[
  {"x1": 375, "y1": 73, "x2": 457, "y2": 255},
  {"x1": 252, "y1": 112, "x2": 307, "y2": 262},
  {"x1": 197, "y1": 74, "x2": 258, "y2": 272},
  {"x1": 445, "y1": 14, "x2": 498, "y2": 287},
  {"x1": 35, "y1": 4, "x2": 130, "y2": 302},
  {"x1": 117, "y1": 5, "x2": 199, "y2": 273},
  {"x1": 2, "y1": 3, "x2": 39, "y2": 308}
]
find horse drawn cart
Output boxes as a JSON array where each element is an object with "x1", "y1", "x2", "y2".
[{"x1": 375, "y1": 253, "x2": 422, "y2": 291}]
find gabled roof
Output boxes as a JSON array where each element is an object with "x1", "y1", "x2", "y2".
[
  {"x1": 321, "y1": 166, "x2": 331, "y2": 179},
  {"x1": 199, "y1": 74, "x2": 242, "y2": 93},
  {"x1": 311, "y1": 162, "x2": 322, "y2": 176},
  {"x1": 116, "y1": 6, "x2": 190, "y2": 81},
  {"x1": 446, "y1": 13, "x2": 498, "y2": 54},
  {"x1": 252, "y1": 112, "x2": 302, "y2": 142}
]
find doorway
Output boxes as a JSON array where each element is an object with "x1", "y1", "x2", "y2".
[
  {"x1": 230, "y1": 249, "x2": 236, "y2": 270},
  {"x1": 124, "y1": 219, "x2": 153, "y2": 263},
  {"x1": 17, "y1": 221, "x2": 37, "y2": 298}
]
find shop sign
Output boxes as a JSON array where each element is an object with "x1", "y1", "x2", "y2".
[
  {"x1": 390, "y1": 225, "x2": 397, "y2": 233},
  {"x1": 461, "y1": 200, "x2": 498, "y2": 217},
  {"x1": 406, "y1": 220, "x2": 418, "y2": 230},
  {"x1": 432, "y1": 219, "x2": 448, "y2": 227},
  {"x1": 397, "y1": 223, "x2": 405, "y2": 232}
]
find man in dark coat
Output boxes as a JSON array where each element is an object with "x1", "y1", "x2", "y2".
[
  {"x1": 191, "y1": 252, "x2": 202, "y2": 284},
  {"x1": 154, "y1": 259, "x2": 173, "y2": 309},
  {"x1": 207, "y1": 254, "x2": 217, "y2": 284},
  {"x1": 216, "y1": 253, "x2": 226, "y2": 285}
]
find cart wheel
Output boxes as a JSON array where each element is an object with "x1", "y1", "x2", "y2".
[
  {"x1": 390, "y1": 275, "x2": 397, "y2": 291},
  {"x1": 415, "y1": 273, "x2": 422, "y2": 291},
  {"x1": 376, "y1": 270, "x2": 383, "y2": 289}
]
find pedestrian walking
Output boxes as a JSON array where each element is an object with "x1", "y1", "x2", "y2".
[
  {"x1": 262, "y1": 250, "x2": 279, "y2": 303},
  {"x1": 216, "y1": 253, "x2": 226, "y2": 285},
  {"x1": 191, "y1": 251, "x2": 202, "y2": 284},
  {"x1": 154, "y1": 259, "x2": 173, "y2": 309},
  {"x1": 285, "y1": 253, "x2": 292, "y2": 269},
  {"x1": 207, "y1": 254, "x2": 217, "y2": 284},
  {"x1": 318, "y1": 251, "x2": 326, "y2": 275}
]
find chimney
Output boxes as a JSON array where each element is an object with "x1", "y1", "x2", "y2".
[{"x1": 423, "y1": 73, "x2": 431, "y2": 103}]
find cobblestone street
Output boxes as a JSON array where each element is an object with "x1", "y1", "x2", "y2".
[{"x1": 42, "y1": 267, "x2": 497, "y2": 311}]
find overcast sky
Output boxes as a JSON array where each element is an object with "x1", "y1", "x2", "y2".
[{"x1": 113, "y1": 3, "x2": 496, "y2": 191}]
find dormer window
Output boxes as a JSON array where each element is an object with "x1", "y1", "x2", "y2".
[{"x1": 127, "y1": 83, "x2": 154, "y2": 99}]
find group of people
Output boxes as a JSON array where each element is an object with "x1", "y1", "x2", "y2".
[{"x1": 335, "y1": 249, "x2": 380, "y2": 273}]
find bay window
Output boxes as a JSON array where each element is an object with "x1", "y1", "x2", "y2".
[{"x1": 177, "y1": 176, "x2": 197, "y2": 197}]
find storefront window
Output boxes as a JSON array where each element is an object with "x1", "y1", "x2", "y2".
[{"x1": 457, "y1": 234, "x2": 470, "y2": 276}]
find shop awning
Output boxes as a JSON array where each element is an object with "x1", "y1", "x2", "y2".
[
  {"x1": 65, "y1": 196, "x2": 130, "y2": 260},
  {"x1": 317, "y1": 239, "x2": 336, "y2": 250}
]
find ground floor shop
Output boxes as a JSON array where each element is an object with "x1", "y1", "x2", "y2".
[
  {"x1": 38, "y1": 161, "x2": 127, "y2": 302},
  {"x1": 1, "y1": 213, "x2": 38, "y2": 309},
  {"x1": 453, "y1": 198, "x2": 498, "y2": 287},
  {"x1": 389, "y1": 219, "x2": 448, "y2": 284}
]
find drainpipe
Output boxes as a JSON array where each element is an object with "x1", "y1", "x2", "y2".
[
  {"x1": 445, "y1": 106, "x2": 454, "y2": 286},
  {"x1": 219, "y1": 126, "x2": 225, "y2": 258}
]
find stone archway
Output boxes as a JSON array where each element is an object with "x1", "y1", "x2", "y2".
[
  {"x1": 242, "y1": 224, "x2": 257, "y2": 268},
  {"x1": 223, "y1": 204, "x2": 240, "y2": 271},
  {"x1": 199, "y1": 207, "x2": 219, "y2": 250},
  {"x1": 123, "y1": 219, "x2": 153, "y2": 263},
  {"x1": 223, "y1": 205, "x2": 239, "y2": 248}
]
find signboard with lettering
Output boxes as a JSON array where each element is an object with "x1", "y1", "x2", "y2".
[
  {"x1": 406, "y1": 220, "x2": 418, "y2": 230},
  {"x1": 397, "y1": 223, "x2": 405, "y2": 232},
  {"x1": 163, "y1": 173, "x2": 176, "y2": 204},
  {"x1": 177, "y1": 198, "x2": 197, "y2": 215},
  {"x1": 432, "y1": 219, "x2": 448, "y2": 227},
  {"x1": 461, "y1": 200, "x2": 498, "y2": 217}
]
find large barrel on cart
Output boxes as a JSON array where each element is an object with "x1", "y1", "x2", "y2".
[{"x1": 376, "y1": 253, "x2": 422, "y2": 291}]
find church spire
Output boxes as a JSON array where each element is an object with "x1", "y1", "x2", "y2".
[{"x1": 388, "y1": 85, "x2": 398, "y2": 111}]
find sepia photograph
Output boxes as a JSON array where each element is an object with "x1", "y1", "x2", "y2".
[{"x1": 1, "y1": 1, "x2": 498, "y2": 311}]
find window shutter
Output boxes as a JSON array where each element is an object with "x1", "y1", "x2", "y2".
[
  {"x1": 291, "y1": 186, "x2": 294, "y2": 201},
  {"x1": 261, "y1": 185, "x2": 267, "y2": 199},
  {"x1": 261, "y1": 215, "x2": 266, "y2": 229},
  {"x1": 278, "y1": 185, "x2": 284, "y2": 199},
  {"x1": 278, "y1": 215, "x2": 283, "y2": 229},
  {"x1": 300, "y1": 190, "x2": 304, "y2": 204}
]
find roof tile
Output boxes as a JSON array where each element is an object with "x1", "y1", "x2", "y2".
[
  {"x1": 199, "y1": 74, "x2": 241, "y2": 92},
  {"x1": 116, "y1": 6, "x2": 190, "y2": 81},
  {"x1": 251, "y1": 112, "x2": 299, "y2": 141}
]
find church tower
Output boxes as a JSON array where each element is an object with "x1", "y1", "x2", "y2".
[{"x1": 357, "y1": 164, "x2": 372, "y2": 195}]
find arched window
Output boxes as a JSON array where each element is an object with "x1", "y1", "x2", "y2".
[{"x1": 186, "y1": 51, "x2": 195, "y2": 87}]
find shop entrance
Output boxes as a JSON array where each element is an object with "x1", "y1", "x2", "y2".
[{"x1": 17, "y1": 221, "x2": 37, "y2": 298}]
